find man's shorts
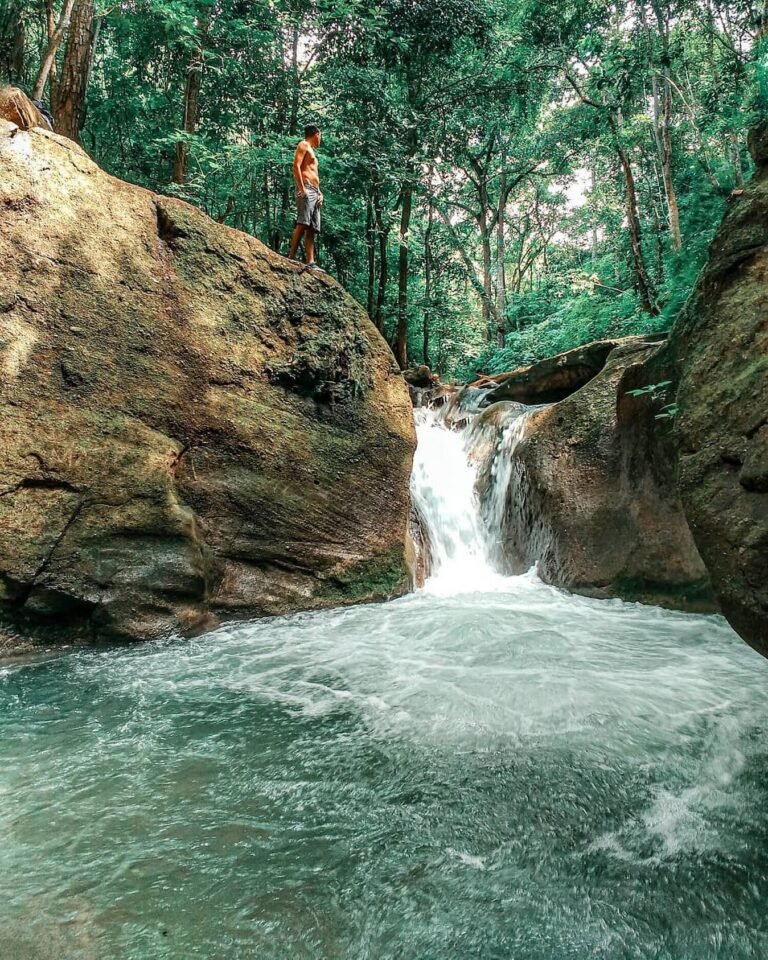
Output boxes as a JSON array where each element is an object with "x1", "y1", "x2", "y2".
[{"x1": 296, "y1": 185, "x2": 321, "y2": 233}]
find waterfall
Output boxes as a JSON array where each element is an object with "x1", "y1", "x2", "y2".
[
  {"x1": 478, "y1": 414, "x2": 530, "y2": 569},
  {"x1": 410, "y1": 404, "x2": 530, "y2": 591}
]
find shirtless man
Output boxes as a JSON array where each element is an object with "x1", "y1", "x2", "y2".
[{"x1": 288, "y1": 124, "x2": 324, "y2": 268}]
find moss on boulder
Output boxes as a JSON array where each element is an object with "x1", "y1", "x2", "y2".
[
  {"x1": 0, "y1": 121, "x2": 415, "y2": 645},
  {"x1": 669, "y1": 121, "x2": 768, "y2": 656}
]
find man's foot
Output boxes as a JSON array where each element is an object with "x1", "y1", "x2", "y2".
[{"x1": 302, "y1": 261, "x2": 321, "y2": 272}]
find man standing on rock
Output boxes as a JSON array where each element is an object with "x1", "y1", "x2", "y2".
[{"x1": 288, "y1": 124, "x2": 324, "y2": 270}]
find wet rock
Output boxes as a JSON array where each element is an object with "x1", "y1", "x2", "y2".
[
  {"x1": 409, "y1": 507, "x2": 431, "y2": 588},
  {"x1": 483, "y1": 334, "x2": 667, "y2": 405},
  {"x1": 468, "y1": 401, "x2": 531, "y2": 466},
  {"x1": 440, "y1": 384, "x2": 495, "y2": 429},
  {"x1": 499, "y1": 340, "x2": 715, "y2": 611},
  {"x1": 403, "y1": 364, "x2": 438, "y2": 388},
  {"x1": 403, "y1": 364, "x2": 445, "y2": 407},
  {"x1": 0, "y1": 121, "x2": 415, "y2": 645},
  {"x1": 670, "y1": 119, "x2": 768, "y2": 656}
]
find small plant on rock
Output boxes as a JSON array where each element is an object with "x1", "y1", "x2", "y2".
[{"x1": 625, "y1": 381, "x2": 678, "y2": 420}]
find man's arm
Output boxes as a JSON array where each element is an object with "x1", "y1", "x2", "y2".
[{"x1": 292, "y1": 142, "x2": 308, "y2": 196}]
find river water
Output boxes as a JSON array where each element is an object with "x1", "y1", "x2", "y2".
[{"x1": 1, "y1": 410, "x2": 767, "y2": 959}]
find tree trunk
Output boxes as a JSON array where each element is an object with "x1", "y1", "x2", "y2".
[
  {"x1": 471, "y1": 158, "x2": 499, "y2": 342},
  {"x1": 1, "y1": 0, "x2": 26, "y2": 84},
  {"x1": 11, "y1": 5, "x2": 25, "y2": 81},
  {"x1": 646, "y1": 165, "x2": 666, "y2": 287},
  {"x1": 479, "y1": 210, "x2": 494, "y2": 341},
  {"x1": 659, "y1": 73, "x2": 681, "y2": 249},
  {"x1": 173, "y1": 20, "x2": 206, "y2": 185},
  {"x1": 53, "y1": 0, "x2": 97, "y2": 142},
  {"x1": 372, "y1": 181, "x2": 389, "y2": 333},
  {"x1": 45, "y1": 0, "x2": 58, "y2": 104},
  {"x1": 495, "y1": 167, "x2": 507, "y2": 347},
  {"x1": 32, "y1": 0, "x2": 76, "y2": 101},
  {"x1": 436, "y1": 203, "x2": 500, "y2": 325},
  {"x1": 423, "y1": 194, "x2": 434, "y2": 368},
  {"x1": 395, "y1": 177, "x2": 412, "y2": 369},
  {"x1": 365, "y1": 191, "x2": 375, "y2": 318},
  {"x1": 590, "y1": 167, "x2": 599, "y2": 264},
  {"x1": 649, "y1": 0, "x2": 682, "y2": 250},
  {"x1": 613, "y1": 124, "x2": 657, "y2": 314},
  {"x1": 275, "y1": 23, "x2": 301, "y2": 252},
  {"x1": 758, "y1": 0, "x2": 768, "y2": 41},
  {"x1": 262, "y1": 166, "x2": 273, "y2": 245}
]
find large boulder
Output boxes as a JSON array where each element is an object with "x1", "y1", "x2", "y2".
[
  {"x1": 480, "y1": 334, "x2": 667, "y2": 405},
  {"x1": 497, "y1": 339, "x2": 715, "y2": 610},
  {"x1": 670, "y1": 122, "x2": 768, "y2": 656},
  {"x1": 0, "y1": 121, "x2": 415, "y2": 643}
]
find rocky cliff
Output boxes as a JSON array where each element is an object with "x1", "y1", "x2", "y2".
[
  {"x1": 670, "y1": 122, "x2": 768, "y2": 657},
  {"x1": 480, "y1": 339, "x2": 714, "y2": 611},
  {"x1": 0, "y1": 121, "x2": 415, "y2": 644}
]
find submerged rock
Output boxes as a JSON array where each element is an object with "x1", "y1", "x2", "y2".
[
  {"x1": 670, "y1": 121, "x2": 768, "y2": 656},
  {"x1": 498, "y1": 340, "x2": 715, "y2": 611},
  {"x1": 0, "y1": 121, "x2": 415, "y2": 643},
  {"x1": 483, "y1": 334, "x2": 667, "y2": 405}
]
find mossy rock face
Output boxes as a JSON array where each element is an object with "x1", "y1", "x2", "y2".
[
  {"x1": 496, "y1": 341, "x2": 715, "y2": 612},
  {"x1": 0, "y1": 121, "x2": 415, "y2": 645},
  {"x1": 669, "y1": 121, "x2": 768, "y2": 657}
]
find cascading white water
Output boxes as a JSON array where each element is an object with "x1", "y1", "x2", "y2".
[
  {"x1": 410, "y1": 404, "x2": 530, "y2": 590},
  {"x1": 482, "y1": 415, "x2": 529, "y2": 539},
  {"x1": 410, "y1": 408, "x2": 502, "y2": 592}
]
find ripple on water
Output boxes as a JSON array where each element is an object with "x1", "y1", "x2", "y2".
[
  {"x1": 1, "y1": 578, "x2": 767, "y2": 960},
  {"x1": 3, "y1": 409, "x2": 768, "y2": 958}
]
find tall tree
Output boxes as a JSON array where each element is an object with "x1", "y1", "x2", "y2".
[
  {"x1": 32, "y1": 0, "x2": 77, "y2": 101},
  {"x1": 53, "y1": 0, "x2": 97, "y2": 141},
  {"x1": 173, "y1": 13, "x2": 209, "y2": 185},
  {"x1": 0, "y1": 0, "x2": 27, "y2": 84}
]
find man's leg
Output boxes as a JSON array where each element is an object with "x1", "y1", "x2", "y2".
[
  {"x1": 288, "y1": 224, "x2": 305, "y2": 260},
  {"x1": 305, "y1": 228, "x2": 315, "y2": 264}
]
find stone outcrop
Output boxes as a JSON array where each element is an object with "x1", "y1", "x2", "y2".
[
  {"x1": 403, "y1": 364, "x2": 443, "y2": 407},
  {"x1": 0, "y1": 121, "x2": 415, "y2": 644},
  {"x1": 478, "y1": 334, "x2": 666, "y2": 405},
  {"x1": 495, "y1": 339, "x2": 715, "y2": 611},
  {"x1": 670, "y1": 122, "x2": 768, "y2": 656}
]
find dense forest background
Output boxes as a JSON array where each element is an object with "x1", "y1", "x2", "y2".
[{"x1": 2, "y1": 0, "x2": 766, "y2": 376}]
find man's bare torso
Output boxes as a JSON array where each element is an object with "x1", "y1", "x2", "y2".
[{"x1": 296, "y1": 140, "x2": 320, "y2": 188}]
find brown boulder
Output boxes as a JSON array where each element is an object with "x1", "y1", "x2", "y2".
[
  {"x1": 403, "y1": 364, "x2": 438, "y2": 388},
  {"x1": 484, "y1": 334, "x2": 667, "y2": 405},
  {"x1": 671, "y1": 120, "x2": 768, "y2": 656},
  {"x1": 497, "y1": 340, "x2": 715, "y2": 610},
  {"x1": 0, "y1": 121, "x2": 415, "y2": 644},
  {"x1": 0, "y1": 85, "x2": 46, "y2": 131}
]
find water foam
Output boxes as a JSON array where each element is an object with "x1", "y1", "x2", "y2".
[
  {"x1": 411, "y1": 405, "x2": 530, "y2": 592},
  {"x1": 1, "y1": 399, "x2": 767, "y2": 959}
]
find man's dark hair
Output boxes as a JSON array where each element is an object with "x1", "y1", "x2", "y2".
[{"x1": 304, "y1": 124, "x2": 320, "y2": 139}]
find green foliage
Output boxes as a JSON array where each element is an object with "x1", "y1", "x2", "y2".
[
  {"x1": 655, "y1": 403, "x2": 679, "y2": 421},
  {"x1": 1, "y1": 0, "x2": 761, "y2": 379},
  {"x1": 626, "y1": 381, "x2": 673, "y2": 398}
]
